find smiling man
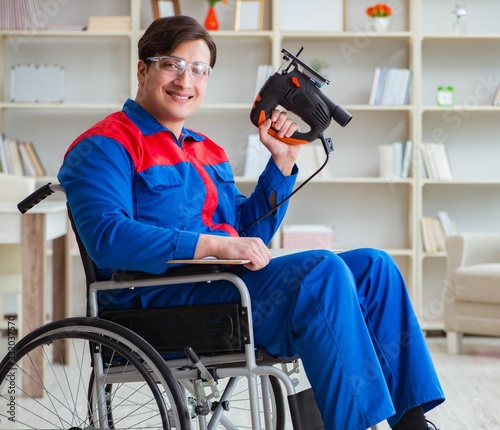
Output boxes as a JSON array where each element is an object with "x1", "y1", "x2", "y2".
[{"x1": 58, "y1": 15, "x2": 444, "y2": 430}]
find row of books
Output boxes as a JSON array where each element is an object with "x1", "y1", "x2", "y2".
[
  {"x1": 369, "y1": 67, "x2": 413, "y2": 105},
  {"x1": 378, "y1": 140, "x2": 413, "y2": 179},
  {"x1": 0, "y1": 136, "x2": 46, "y2": 177},
  {"x1": 420, "y1": 142, "x2": 453, "y2": 180},
  {"x1": 421, "y1": 211, "x2": 459, "y2": 253},
  {"x1": 0, "y1": 0, "x2": 46, "y2": 30}
]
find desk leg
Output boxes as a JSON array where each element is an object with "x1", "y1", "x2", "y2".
[
  {"x1": 21, "y1": 213, "x2": 45, "y2": 398},
  {"x1": 52, "y1": 232, "x2": 69, "y2": 365}
]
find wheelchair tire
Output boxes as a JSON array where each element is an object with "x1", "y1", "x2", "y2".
[{"x1": 0, "y1": 317, "x2": 190, "y2": 430}]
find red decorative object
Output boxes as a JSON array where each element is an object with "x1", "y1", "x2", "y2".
[{"x1": 204, "y1": 6, "x2": 219, "y2": 30}]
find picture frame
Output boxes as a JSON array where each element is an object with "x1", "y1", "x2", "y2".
[
  {"x1": 235, "y1": 0, "x2": 264, "y2": 31},
  {"x1": 151, "y1": 0, "x2": 180, "y2": 20}
]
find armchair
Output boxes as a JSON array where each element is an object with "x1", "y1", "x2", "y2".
[{"x1": 444, "y1": 233, "x2": 500, "y2": 354}]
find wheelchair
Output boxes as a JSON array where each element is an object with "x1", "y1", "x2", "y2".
[{"x1": 0, "y1": 183, "x2": 379, "y2": 430}]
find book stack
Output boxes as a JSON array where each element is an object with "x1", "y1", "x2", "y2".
[
  {"x1": 420, "y1": 143, "x2": 453, "y2": 180},
  {"x1": 0, "y1": 136, "x2": 46, "y2": 177},
  {"x1": 0, "y1": 0, "x2": 46, "y2": 30},
  {"x1": 378, "y1": 140, "x2": 413, "y2": 179},
  {"x1": 369, "y1": 67, "x2": 413, "y2": 105},
  {"x1": 420, "y1": 211, "x2": 459, "y2": 253}
]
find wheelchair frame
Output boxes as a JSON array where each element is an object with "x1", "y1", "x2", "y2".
[{"x1": 1, "y1": 182, "x2": 380, "y2": 430}]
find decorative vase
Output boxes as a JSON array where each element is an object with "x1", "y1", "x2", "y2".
[
  {"x1": 204, "y1": 6, "x2": 219, "y2": 31},
  {"x1": 370, "y1": 17, "x2": 391, "y2": 33}
]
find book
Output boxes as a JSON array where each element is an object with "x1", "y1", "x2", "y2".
[
  {"x1": 296, "y1": 144, "x2": 322, "y2": 180},
  {"x1": 421, "y1": 216, "x2": 438, "y2": 253},
  {"x1": 368, "y1": 67, "x2": 382, "y2": 105},
  {"x1": 87, "y1": 16, "x2": 131, "y2": 31},
  {"x1": 420, "y1": 143, "x2": 453, "y2": 180},
  {"x1": 243, "y1": 134, "x2": 270, "y2": 178},
  {"x1": 18, "y1": 141, "x2": 37, "y2": 176},
  {"x1": 421, "y1": 215, "x2": 449, "y2": 252},
  {"x1": 0, "y1": 0, "x2": 46, "y2": 30},
  {"x1": 254, "y1": 64, "x2": 273, "y2": 97},
  {"x1": 0, "y1": 135, "x2": 8, "y2": 174},
  {"x1": 400, "y1": 140, "x2": 413, "y2": 178},
  {"x1": 437, "y1": 211, "x2": 459, "y2": 237},
  {"x1": 369, "y1": 67, "x2": 412, "y2": 105},
  {"x1": 492, "y1": 83, "x2": 500, "y2": 106},
  {"x1": 24, "y1": 141, "x2": 46, "y2": 176},
  {"x1": 379, "y1": 141, "x2": 406, "y2": 179},
  {"x1": 432, "y1": 218, "x2": 446, "y2": 252},
  {"x1": 6, "y1": 139, "x2": 24, "y2": 175}
]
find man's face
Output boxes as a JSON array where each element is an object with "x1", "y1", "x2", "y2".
[{"x1": 136, "y1": 39, "x2": 211, "y2": 136}]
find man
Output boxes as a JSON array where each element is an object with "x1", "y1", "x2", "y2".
[{"x1": 58, "y1": 15, "x2": 444, "y2": 430}]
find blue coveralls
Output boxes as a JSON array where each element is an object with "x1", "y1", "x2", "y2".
[{"x1": 58, "y1": 99, "x2": 444, "y2": 430}]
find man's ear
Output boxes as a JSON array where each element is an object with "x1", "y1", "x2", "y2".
[{"x1": 137, "y1": 60, "x2": 147, "y2": 84}]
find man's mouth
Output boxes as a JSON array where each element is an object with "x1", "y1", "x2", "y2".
[{"x1": 168, "y1": 92, "x2": 192, "y2": 101}]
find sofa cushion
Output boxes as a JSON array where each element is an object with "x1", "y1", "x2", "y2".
[{"x1": 455, "y1": 264, "x2": 500, "y2": 304}]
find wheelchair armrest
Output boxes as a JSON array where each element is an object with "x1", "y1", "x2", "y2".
[{"x1": 112, "y1": 263, "x2": 225, "y2": 282}]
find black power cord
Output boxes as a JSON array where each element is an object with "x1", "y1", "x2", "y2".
[{"x1": 239, "y1": 134, "x2": 334, "y2": 235}]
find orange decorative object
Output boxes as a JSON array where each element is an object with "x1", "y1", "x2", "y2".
[{"x1": 204, "y1": 6, "x2": 219, "y2": 30}]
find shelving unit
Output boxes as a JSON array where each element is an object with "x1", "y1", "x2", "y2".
[{"x1": 2, "y1": 0, "x2": 500, "y2": 329}]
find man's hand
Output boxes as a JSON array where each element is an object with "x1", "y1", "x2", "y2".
[
  {"x1": 258, "y1": 110, "x2": 301, "y2": 176},
  {"x1": 195, "y1": 234, "x2": 272, "y2": 271}
]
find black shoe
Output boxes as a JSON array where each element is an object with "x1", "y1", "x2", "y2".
[{"x1": 427, "y1": 419, "x2": 439, "y2": 430}]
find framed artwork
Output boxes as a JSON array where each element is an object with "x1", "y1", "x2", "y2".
[
  {"x1": 151, "y1": 0, "x2": 180, "y2": 20},
  {"x1": 235, "y1": 0, "x2": 264, "y2": 31}
]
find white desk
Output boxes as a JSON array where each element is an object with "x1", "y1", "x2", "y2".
[{"x1": 0, "y1": 200, "x2": 69, "y2": 396}]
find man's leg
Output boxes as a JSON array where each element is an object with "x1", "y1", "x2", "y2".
[
  {"x1": 233, "y1": 249, "x2": 396, "y2": 429},
  {"x1": 337, "y1": 248, "x2": 445, "y2": 427}
]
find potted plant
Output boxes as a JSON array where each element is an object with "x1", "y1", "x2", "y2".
[{"x1": 366, "y1": 3, "x2": 392, "y2": 33}]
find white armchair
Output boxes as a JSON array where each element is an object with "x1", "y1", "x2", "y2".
[{"x1": 444, "y1": 233, "x2": 500, "y2": 354}]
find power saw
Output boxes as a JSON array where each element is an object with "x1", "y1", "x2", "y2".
[{"x1": 250, "y1": 48, "x2": 352, "y2": 149}]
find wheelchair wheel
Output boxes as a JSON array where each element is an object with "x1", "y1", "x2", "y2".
[
  {"x1": 182, "y1": 374, "x2": 285, "y2": 430},
  {"x1": 0, "y1": 317, "x2": 190, "y2": 430}
]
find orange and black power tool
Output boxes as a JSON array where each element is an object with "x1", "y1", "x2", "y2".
[{"x1": 250, "y1": 48, "x2": 353, "y2": 152}]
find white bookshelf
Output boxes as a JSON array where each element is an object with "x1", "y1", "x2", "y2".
[{"x1": 2, "y1": 0, "x2": 500, "y2": 329}]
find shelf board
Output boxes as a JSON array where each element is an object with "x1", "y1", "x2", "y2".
[
  {"x1": 0, "y1": 102, "x2": 124, "y2": 111},
  {"x1": 281, "y1": 31, "x2": 412, "y2": 40},
  {"x1": 345, "y1": 104, "x2": 413, "y2": 112},
  {"x1": 421, "y1": 251, "x2": 447, "y2": 259},
  {"x1": 199, "y1": 103, "x2": 253, "y2": 112},
  {"x1": 0, "y1": 102, "x2": 414, "y2": 113},
  {"x1": 422, "y1": 33, "x2": 500, "y2": 42},
  {"x1": 208, "y1": 30, "x2": 274, "y2": 39},
  {"x1": 422, "y1": 105, "x2": 500, "y2": 113},
  {"x1": 421, "y1": 179, "x2": 500, "y2": 186},
  {"x1": 0, "y1": 30, "x2": 131, "y2": 38},
  {"x1": 420, "y1": 321, "x2": 445, "y2": 332},
  {"x1": 236, "y1": 176, "x2": 414, "y2": 185}
]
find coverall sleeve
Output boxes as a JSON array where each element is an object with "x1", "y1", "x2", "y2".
[
  {"x1": 58, "y1": 136, "x2": 200, "y2": 275},
  {"x1": 234, "y1": 158, "x2": 298, "y2": 241}
]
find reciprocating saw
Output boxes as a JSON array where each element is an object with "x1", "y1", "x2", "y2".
[{"x1": 250, "y1": 48, "x2": 352, "y2": 146}]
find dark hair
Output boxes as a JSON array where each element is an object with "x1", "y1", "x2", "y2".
[{"x1": 138, "y1": 15, "x2": 217, "y2": 68}]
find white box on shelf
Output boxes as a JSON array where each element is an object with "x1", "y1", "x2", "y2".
[{"x1": 10, "y1": 64, "x2": 65, "y2": 103}]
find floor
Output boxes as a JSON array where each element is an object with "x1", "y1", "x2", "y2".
[
  {"x1": 1, "y1": 331, "x2": 499, "y2": 429},
  {"x1": 411, "y1": 335, "x2": 500, "y2": 430},
  {"x1": 283, "y1": 334, "x2": 500, "y2": 430}
]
